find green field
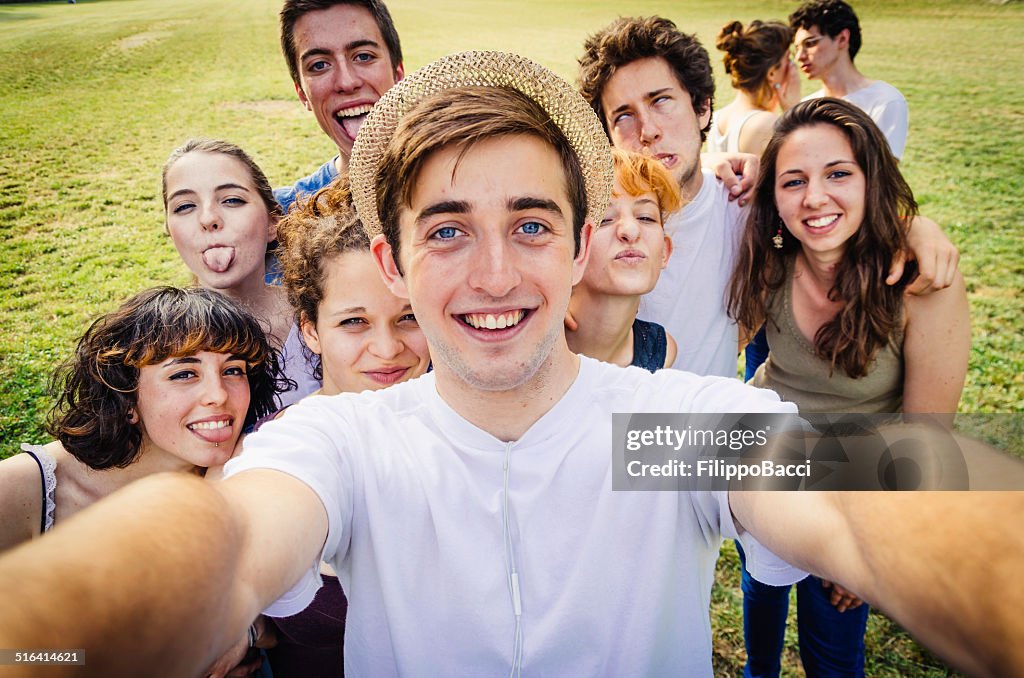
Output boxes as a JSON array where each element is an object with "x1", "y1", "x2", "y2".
[{"x1": 1, "y1": 0, "x2": 1021, "y2": 675}]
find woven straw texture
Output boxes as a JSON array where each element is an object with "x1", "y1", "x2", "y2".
[{"x1": 349, "y1": 50, "x2": 614, "y2": 237}]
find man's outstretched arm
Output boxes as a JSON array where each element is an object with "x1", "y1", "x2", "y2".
[
  {"x1": 732, "y1": 476, "x2": 1024, "y2": 677},
  {"x1": 0, "y1": 469, "x2": 327, "y2": 677}
]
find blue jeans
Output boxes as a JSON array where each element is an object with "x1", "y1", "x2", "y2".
[{"x1": 736, "y1": 541, "x2": 868, "y2": 677}]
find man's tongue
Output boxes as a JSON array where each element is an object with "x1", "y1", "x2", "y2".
[
  {"x1": 202, "y1": 246, "x2": 235, "y2": 273},
  {"x1": 340, "y1": 114, "x2": 367, "y2": 141}
]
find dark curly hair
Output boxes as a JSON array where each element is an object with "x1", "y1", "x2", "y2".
[
  {"x1": 790, "y1": 0, "x2": 862, "y2": 61},
  {"x1": 276, "y1": 176, "x2": 370, "y2": 380},
  {"x1": 727, "y1": 98, "x2": 916, "y2": 379},
  {"x1": 577, "y1": 16, "x2": 716, "y2": 142},
  {"x1": 46, "y1": 287, "x2": 292, "y2": 469},
  {"x1": 716, "y1": 20, "x2": 794, "y2": 109}
]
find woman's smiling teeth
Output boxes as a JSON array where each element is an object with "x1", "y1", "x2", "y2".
[
  {"x1": 187, "y1": 419, "x2": 231, "y2": 431},
  {"x1": 462, "y1": 310, "x2": 526, "y2": 330},
  {"x1": 805, "y1": 214, "x2": 839, "y2": 229}
]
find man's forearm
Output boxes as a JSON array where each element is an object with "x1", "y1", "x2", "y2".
[
  {"x1": 0, "y1": 473, "x2": 249, "y2": 677},
  {"x1": 836, "y1": 490, "x2": 1024, "y2": 678}
]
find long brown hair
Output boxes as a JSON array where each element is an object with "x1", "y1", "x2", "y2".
[{"x1": 728, "y1": 97, "x2": 917, "y2": 378}]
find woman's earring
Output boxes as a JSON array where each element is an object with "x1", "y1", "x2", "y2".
[{"x1": 773, "y1": 225, "x2": 784, "y2": 249}]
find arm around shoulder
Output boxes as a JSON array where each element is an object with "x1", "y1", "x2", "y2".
[{"x1": 902, "y1": 270, "x2": 970, "y2": 415}]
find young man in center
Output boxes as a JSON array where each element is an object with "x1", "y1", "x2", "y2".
[
  {"x1": 0, "y1": 52, "x2": 1020, "y2": 678},
  {"x1": 577, "y1": 17, "x2": 956, "y2": 378}
]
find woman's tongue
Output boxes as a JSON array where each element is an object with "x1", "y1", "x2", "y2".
[{"x1": 202, "y1": 246, "x2": 235, "y2": 273}]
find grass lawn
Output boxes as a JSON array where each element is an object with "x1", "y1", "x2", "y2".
[{"x1": 1, "y1": 0, "x2": 1020, "y2": 675}]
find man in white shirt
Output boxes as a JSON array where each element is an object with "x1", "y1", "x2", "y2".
[
  {"x1": 0, "y1": 51, "x2": 1018, "y2": 678},
  {"x1": 578, "y1": 16, "x2": 949, "y2": 379},
  {"x1": 791, "y1": 0, "x2": 909, "y2": 159}
]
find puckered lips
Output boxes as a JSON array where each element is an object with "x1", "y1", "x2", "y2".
[
  {"x1": 613, "y1": 248, "x2": 647, "y2": 264},
  {"x1": 186, "y1": 415, "x2": 235, "y2": 445},
  {"x1": 202, "y1": 245, "x2": 236, "y2": 273},
  {"x1": 335, "y1": 102, "x2": 375, "y2": 142},
  {"x1": 653, "y1": 152, "x2": 678, "y2": 170}
]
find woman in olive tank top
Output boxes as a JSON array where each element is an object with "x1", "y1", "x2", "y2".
[{"x1": 726, "y1": 98, "x2": 969, "y2": 677}]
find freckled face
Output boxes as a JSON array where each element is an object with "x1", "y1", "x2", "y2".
[
  {"x1": 301, "y1": 250, "x2": 430, "y2": 395},
  {"x1": 579, "y1": 179, "x2": 671, "y2": 297},
  {"x1": 164, "y1": 152, "x2": 276, "y2": 293},
  {"x1": 133, "y1": 351, "x2": 251, "y2": 471},
  {"x1": 374, "y1": 135, "x2": 589, "y2": 393}
]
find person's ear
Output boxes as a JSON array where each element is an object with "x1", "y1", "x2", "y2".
[
  {"x1": 571, "y1": 221, "x2": 594, "y2": 286},
  {"x1": 696, "y1": 97, "x2": 712, "y2": 131},
  {"x1": 660, "y1": 233, "x2": 674, "y2": 269},
  {"x1": 394, "y1": 62, "x2": 405, "y2": 83},
  {"x1": 295, "y1": 82, "x2": 313, "y2": 111},
  {"x1": 267, "y1": 214, "x2": 279, "y2": 243},
  {"x1": 835, "y1": 28, "x2": 851, "y2": 52},
  {"x1": 299, "y1": 311, "x2": 323, "y2": 356},
  {"x1": 371, "y1": 234, "x2": 409, "y2": 299}
]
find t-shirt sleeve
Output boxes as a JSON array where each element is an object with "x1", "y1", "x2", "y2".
[
  {"x1": 871, "y1": 96, "x2": 908, "y2": 160},
  {"x1": 223, "y1": 396, "x2": 352, "y2": 616},
  {"x1": 702, "y1": 491, "x2": 807, "y2": 586}
]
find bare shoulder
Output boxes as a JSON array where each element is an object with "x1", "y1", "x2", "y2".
[
  {"x1": 738, "y1": 111, "x2": 780, "y2": 156},
  {"x1": 0, "y1": 451, "x2": 48, "y2": 549},
  {"x1": 663, "y1": 331, "x2": 678, "y2": 369}
]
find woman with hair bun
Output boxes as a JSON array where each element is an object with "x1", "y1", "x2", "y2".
[
  {"x1": 710, "y1": 19, "x2": 800, "y2": 156},
  {"x1": 0, "y1": 286, "x2": 289, "y2": 552}
]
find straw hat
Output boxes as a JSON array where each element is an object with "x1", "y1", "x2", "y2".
[{"x1": 349, "y1": 50, "x2": 614, "y2": 238}]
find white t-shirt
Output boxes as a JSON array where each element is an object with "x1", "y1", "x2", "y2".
[
  {"x1": 805, "y1": 80, "x2": 908, "y2": 159},
  {"x1": 638, "y1": 169, "x2": 748, "y2": 377},
  {"x1": 226, "y1": 356, "x2": 803, "y2": 677},
  {"x1": 278, "y1": 322, "x2": 320, "y2": 408}
]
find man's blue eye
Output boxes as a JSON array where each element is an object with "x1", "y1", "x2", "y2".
[
  {"x1": 434, "y1": 226, "x2": 458, "y2": 239},
  {"x1": 520, "y1": 222, "x2": 544, "y2": 235}
]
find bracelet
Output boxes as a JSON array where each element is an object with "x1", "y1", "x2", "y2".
[{"x1": 247, "y1": 622, "x2": 258, "y2": 648}]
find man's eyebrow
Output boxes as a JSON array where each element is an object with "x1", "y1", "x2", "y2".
[
  {"x1": 609, "y1": 88, "x2": 673, "y2": 117},
  {"x1": 415, "y1": 200, "x2": 471, "y2": 226},
  {"x1": 508, "y1": 196, "x2": 564, "y2": 217},
  {"x1": 300, "y1": 39, "x2": 381, "y2": 63}
]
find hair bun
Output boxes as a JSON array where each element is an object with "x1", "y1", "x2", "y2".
[{"x1": 715, "y1": 20, "x2": 745, "y2": 54}]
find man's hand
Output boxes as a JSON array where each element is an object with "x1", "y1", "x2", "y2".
[
  {"x1": 821, "y1": 579, "x2": 865, "y2": 614},
  {"x1": 888, "y1": 216, "x2": 960, "y2": 295},
  {"x1": 701, "y1": 152, "x2": 759, "y2": 206}
]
